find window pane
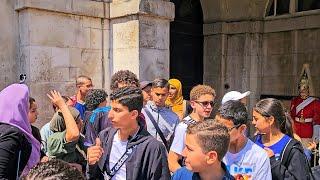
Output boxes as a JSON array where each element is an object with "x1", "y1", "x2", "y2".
[
  {"x1": 276, "y1": 0, "x2": 290, "y2": 15},
  {"x1": 267, "y1": 1, "x2": 275, "y2": 16},
  {"x1": 298, "y1": 0, "x2": 320, "y2": 12}
]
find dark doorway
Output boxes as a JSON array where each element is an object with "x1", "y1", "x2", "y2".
[{"x1": 170, "y1": 0, "x2": 203, "y2": 100}]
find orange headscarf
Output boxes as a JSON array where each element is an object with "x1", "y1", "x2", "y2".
[{"x1": 166, "y1": 79, "x2": 184, "y2": 117}]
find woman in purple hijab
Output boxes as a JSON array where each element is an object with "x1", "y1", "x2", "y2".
[{"x1": 0, "y1": 84, "x2": 40, "y2": 178}]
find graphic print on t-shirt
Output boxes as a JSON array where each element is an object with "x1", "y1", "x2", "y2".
[
  {"x1": 224, "y1": 139, "x2": 272, "y2": 180},
  {"x1": 226, "y1": 162, "x2": 253, "y2": 180}
]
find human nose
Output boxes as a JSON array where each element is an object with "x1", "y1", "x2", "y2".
[
  {"x1": 206, "y1": 103, "x2": 213, "y2": 109},
  {"x1": 108, "y1": 110, "x2": 114, "y2": 119},
  {"x1": 182, "y1": 147, "x2": 187, "y2": 157}
]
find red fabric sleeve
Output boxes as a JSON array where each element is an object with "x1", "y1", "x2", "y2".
[{"x1": 313, "y1": 99, "x2": 320, "y2": 125}]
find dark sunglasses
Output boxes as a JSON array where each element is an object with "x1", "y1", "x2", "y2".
[{"x1": 194, "y1": 101, "x2": 215, "y2": 107}]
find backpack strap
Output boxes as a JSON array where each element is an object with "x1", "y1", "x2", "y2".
[
  {"x1": 182, "y1": 116, "x2": 197, "y2": 126},
  {"x1": 279, "y1": 138, "x2": 293, "y2": 164},
  {"x1": 144, "y1": 108, "x2": 170, "y2": 151},
  {"x1": 280, "y1": 138, "x2": 315, "y2": 180}
]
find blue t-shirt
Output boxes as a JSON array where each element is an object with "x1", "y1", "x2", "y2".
[
  {"x1": 74, "y1": 102, "x2": 86, "y2": 120},
  {"x1": 172, "y1": 163, "x2": 235, "y2": 180},
  {"x1": 255, "y1": 134, "x2": 291, "y2": 160}
]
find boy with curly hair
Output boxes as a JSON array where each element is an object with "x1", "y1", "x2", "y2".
[
  {"x1": 83, "y1": 89, "x2": 111, "y2": 147},
  {"x1": 168, "y1": 85, "x2": 216, "y2": 172},
  {"x1": 110, "y1": 70, "x2": 139, "y2": 91}
]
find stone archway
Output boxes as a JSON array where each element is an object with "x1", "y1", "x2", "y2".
[{"x1": 170, "y1": 0, "x2": 203, "y2": 99}]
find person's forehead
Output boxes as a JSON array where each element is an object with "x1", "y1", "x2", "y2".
[
  {"x1": 215, "y1": 115, "x2": 234, "y2": 126},
  {"x1": 83, "y1": 79, "x2": 92, "y2": 84},
  {"x1": 152, "y1": 87, "x2": 168, "y2": 93},
  {"x1": 28, "y1": 102, "x2": 37, "y2": 109},
  {"x1": 196, "y1": 94, "x2": 214, "y2": 101},
  {"x1": 252, "y1": 110, "x2": 262, "y2": 117},
  {"x1": 30, "y1": 102, "x2": 37, "y2": 107},
  {"x1": 143, "y1": 86, "x2": 152, "y2": 91},
  {"x1": 111, "y1": 100, "x2": 129, "y2": 110},
  {"x1": 117, "y1": 82, "x2": 137, "y2": 88},
  {"x1": 169, "y1": 84, "x2": 177, "y2": 89},
  {"x1": 186, "y1": 133, "x2": 196, "y2": 143}
]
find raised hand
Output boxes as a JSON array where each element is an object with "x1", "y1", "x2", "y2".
[
  {"x1": 47, "y1": 90, "x2": 66, "y2": 109},
  {"x1": 87, "y1": 138, "x2": 104, "y2": 165}
]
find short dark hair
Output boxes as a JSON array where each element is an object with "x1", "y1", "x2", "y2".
[
  {"x1": 76, "y1": 75, "x2": 92, "y2": 86},
  {"x1": 85, "y1": 89, "x2": 108, "y2": 111},
  {"x1": 110, "y1": 87, "x2": 143, "y2": 113},
  {"x1": 110, "y1": 70, "x2": 139, "y2": 91},
  {"x1": 152, "y1": 78, "x2": 169, "y2": 89},
  {"x1": 218, "y1": 100, "x2": 248, "y2": 126},
  {"x1": 23, "y1": 159, "x2": 85, "y2": 180},
  {"x1": 186, "y1": 120, "x2": 230, "y2": 161},
  {"x1": 29, "y1": 97, "x2": 35, "y2": 108}
]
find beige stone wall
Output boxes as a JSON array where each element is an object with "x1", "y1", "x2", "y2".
[
  {"x1": 110, "y1": 0, "x2": 174, "y2": 81},
  {"x1": 16, "y1": 0, "x2": 109, "y2": 127},
  {"x1": 200, "y1": 0, "x2": 268, "y2": 22},
  {"x1": 0, "y1": 0, "x2": 19, "y2": 89},
  {"x1": 203, "y1": 12, "x2": 320, "y2": 111},
  {"x1": 0, "y1": 0, "x2": 173, "y2": 128}
]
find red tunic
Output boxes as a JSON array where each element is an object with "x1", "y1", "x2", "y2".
[{"x1": 290, "y1": 96, "x2": 320, "y2": 138}]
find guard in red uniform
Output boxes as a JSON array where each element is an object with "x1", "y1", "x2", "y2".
[{"x1": 290, "y1": 72, "x2": 320, "y2": 141}]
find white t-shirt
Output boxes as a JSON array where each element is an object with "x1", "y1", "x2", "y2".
[
  {"x1": 223, "y1": 139, "x2": 272, "y2": 180},
  {"x1": 109, "y1": 131, "x2": 128, "y2": 180},
  {"x1": 170, "y1": 116, "x2": 194, "y2": 155}
]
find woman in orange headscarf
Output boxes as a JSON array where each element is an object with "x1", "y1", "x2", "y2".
[{"x1": 166, "y1": 79, "x2": 185, "y2": 120}]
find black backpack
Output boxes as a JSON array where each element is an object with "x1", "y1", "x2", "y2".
[{"x1": 281, "y1": 139, "x2": 315, "y2": 180}]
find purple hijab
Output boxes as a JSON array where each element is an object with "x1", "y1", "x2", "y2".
[{"x1": 0, "y1": 84, "x2": 40, "y2": 175}]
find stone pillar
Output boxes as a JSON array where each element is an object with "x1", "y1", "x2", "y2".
[
  {"x1": 0, "y1": 0, "x2": 19, "y2": 89},
  {"x1": 203, "y1": 21, "x2": 264, "y2": 120},
  {"x1": 110, "y1": 0, "x2": 174, "y2": 80},
  {"x1": 15, "y1": 0, "x2": 109, "y2": 127}
]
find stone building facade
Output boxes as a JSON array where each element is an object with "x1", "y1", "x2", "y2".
[{"x1": 0, "y1": 0, "x2": 319, "y2": 127}]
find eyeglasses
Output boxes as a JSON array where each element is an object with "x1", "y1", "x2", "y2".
[
  {"x1": 228, "y1": 124, "x2": 242, "y2": 132},
  {"x1": 194, "y1": 101, "x2": 215, "y2": 108}
]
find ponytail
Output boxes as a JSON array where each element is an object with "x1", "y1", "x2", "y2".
[{"x1": 281, "y1": 112, "x2": 294, "y2": 138}]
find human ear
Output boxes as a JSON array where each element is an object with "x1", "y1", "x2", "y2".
[
  {"x1": 206, "y1": 151, "x2": 218, "y2": 165},
  {"x1": 239, "y1": 124, "x2": 247, "y2": 135},
  {"x1": 190, "y1": 101, "x2": 196, "y2": 109},
  {"x1": 130, "y1": 110, "x2": 139, "y2": 119},
  {"x1": 268, "y1": 116, "x2": 275, "y2": 126}
]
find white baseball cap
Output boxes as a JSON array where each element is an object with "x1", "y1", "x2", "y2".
[{"x1": 221, "y1": 91, "x2": 251, "y2": 104}]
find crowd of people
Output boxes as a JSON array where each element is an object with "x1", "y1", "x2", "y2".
[{"x1": 0, "y1": 69, "x2": 319, "y2": 180}]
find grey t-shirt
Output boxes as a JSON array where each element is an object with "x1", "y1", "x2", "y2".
[{"x1": 170, "y1": 116, "x2": 194, "y2": 155}]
